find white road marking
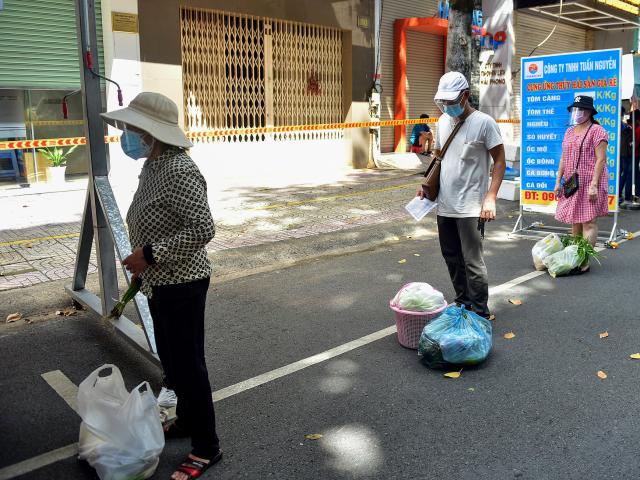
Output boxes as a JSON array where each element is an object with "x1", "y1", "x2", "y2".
[
  {"x1": 2, "y1": 231, "x2": 638, "y2": 479},
  {"x1": 41, "y1": 370, "x2": 79, "y2": 413},
  {"x1": 0, "y1": 444, "x2": 79, "y2": 480},
  {"x1": 213, "y1": 326, "x2": 397, "y2": 402}
]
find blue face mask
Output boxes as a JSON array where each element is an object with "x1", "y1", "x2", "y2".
[
  {"x1": 121, "y1": 130, "x2": 152, "y2": 160},
  {"x1": 442, "y1": 102, "x2": 465, "y2": 118}
]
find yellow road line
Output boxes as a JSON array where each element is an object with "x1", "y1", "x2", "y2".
[
  {"x1": 249, "y1": 182, "x2": 417, "y2": 211},
  {"x1": 0, "y1": 232, "x2": 79, "y2": 247}
]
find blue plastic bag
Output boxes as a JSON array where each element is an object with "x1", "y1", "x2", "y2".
[{"x1": 417, "y1": 305, "x2": 492, "y2": 368}]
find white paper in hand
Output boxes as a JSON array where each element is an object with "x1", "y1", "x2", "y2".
[{"x1": 405, "y1": 196, "x2": 437, "y2": 221}]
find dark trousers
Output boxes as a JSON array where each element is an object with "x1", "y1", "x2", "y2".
[
  {"x1": 620, "y1": 156, "x2": 632, "y2": 201},
  {"x1": 437, "y1": 216, "x2": 489, "y2": 317},
  {"x1": 148, "y1": 277, "x2": 220, "y2": 458}
]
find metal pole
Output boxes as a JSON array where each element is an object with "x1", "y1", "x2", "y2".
[
  {"x1": 633, "y1": 109, "x2": 636, "y2": 198},
  {"x1": 73, "y1": 0, "x2": 118, "y2": 315}
]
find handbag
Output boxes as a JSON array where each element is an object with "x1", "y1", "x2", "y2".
[
  {"x1": 563, "y1": 123, "x2": 593, "y2": 198},
  {"x1": 421, "y1": 119, "x2": 466, "y2": 201}
]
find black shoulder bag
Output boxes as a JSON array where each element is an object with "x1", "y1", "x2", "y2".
[{"x1": 563, "y1": 123, "x2": 593, "y2": 198}]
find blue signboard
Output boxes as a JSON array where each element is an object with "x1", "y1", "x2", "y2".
[{"x1": 520, "y1": 48, "x2": 621, "y2": 213}]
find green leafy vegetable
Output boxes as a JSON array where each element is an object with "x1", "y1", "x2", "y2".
[{"x1": 560, "y1": 235, "x2": 600, "y2": 267}]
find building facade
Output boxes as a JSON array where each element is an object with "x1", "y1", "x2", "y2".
[
  {"x1": 378, "y1": 0, "x2": 638, "y2": 153},
  {"x1": 0, "y1": 0, "x2": 104, "y2": 184}
]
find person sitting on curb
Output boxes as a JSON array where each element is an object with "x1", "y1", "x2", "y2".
[{"x1": 410, "y1": 113, "x2": 434, "y2": 155}]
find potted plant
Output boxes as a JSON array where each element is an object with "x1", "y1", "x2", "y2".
[{"x1": 38, "y1": 145, "x2": 78, "y2": 184}]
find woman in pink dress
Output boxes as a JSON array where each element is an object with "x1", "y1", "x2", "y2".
[{"x1": 554, "y1": 95, "x2": 608, "y2": 271}]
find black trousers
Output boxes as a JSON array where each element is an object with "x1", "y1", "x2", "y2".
[
  {"x1": 437, "y1": 216, "x2": 490, "y2": 317},
  {"x1": 148, "y1": 277, "x2": 220, "y2": 458}
]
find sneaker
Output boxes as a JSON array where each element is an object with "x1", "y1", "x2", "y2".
[{"x1": 158, "y1": 387, "x2": 178, "y2": 408}]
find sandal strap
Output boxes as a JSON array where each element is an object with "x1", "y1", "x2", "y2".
[{"x1": 176, "y1": 458, "x2": 210, "y2": 479}]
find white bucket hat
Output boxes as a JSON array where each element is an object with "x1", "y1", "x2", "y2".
[
  {"x1": 101, "y1": 92, "x2": 193, "y2": 148},
  {"x1": 434, "y1": 71, "x2": 470, "y2": 102}
]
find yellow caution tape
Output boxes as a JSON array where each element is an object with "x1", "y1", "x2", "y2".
[{"x1": 0, "y1": 118, "x2": 521, "y2": 151}]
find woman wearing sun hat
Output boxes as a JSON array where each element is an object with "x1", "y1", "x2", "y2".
[
  {"x1": 554, "y1": 95, "x2": 609, "y2": 271},
  {"x1": 102, "y1": 92, "x2": 222, "y2": 479}
]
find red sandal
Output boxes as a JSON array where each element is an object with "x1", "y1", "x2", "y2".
[{"x1": 172, "y1": 451, "x2": 222, "y2": 479}]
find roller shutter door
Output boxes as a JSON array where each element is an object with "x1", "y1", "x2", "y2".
[
  {"x1": 0, "y1": 0, "x2": 103, "y2": 89},
  {"x1": 379, "y1": 0, "x2": 440, "y2": 152},
  {"x1": 404, "y1": 30, "x2": 444, "y2": 149}
]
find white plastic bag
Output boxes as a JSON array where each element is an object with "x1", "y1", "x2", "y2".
[
  {"x1": 543, "y1": 245, "x2": 581, "y2": 278},
  {"x1": 77, "y1": 364, "x2": 164, "y2": 480},
  {"x1": 391, "y1": 282, "x2": 446, "y2": 313},
  {"x1": 532, "y1": 233, "x2": 564, "y2": 271}
]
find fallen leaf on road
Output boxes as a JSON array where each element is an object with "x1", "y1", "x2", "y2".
[
  {"x1": 630, "y1": 353, "x2": 640, "y2": 359},
  {"x1": 6, "y1": 313, "x2": 21, "y2": 323},
  {"x1": 504, "y1": 332, "x2": 516, "y2": 339},
  {"x1": 304, "y1": 434, "x2": 323, "y2": 440},
  {"x1": 599, "y1": 331, "x2": 609, "y2": 339},
  {"x1": 398, "y1": 259, "x2": 407, "y2": 264},
  {"x1": 443, "y1": 370, "x2": 462, "y2": 379},
  {"x1": 508, "y1": 299, "x2": 523, "y2": 305},
  {"x1": 413, "y1": 253, "x2": 420, "y2": 257},
  {"x1": 597, "y1": 371, "x2": 607, "y2": 379},
  {"x1": 55, "y1": 308, "x2": 77, "y2": 317}
]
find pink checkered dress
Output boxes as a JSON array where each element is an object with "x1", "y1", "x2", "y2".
[{"x1": 555, "y1": 124, "x2": 609, "y2": 224}]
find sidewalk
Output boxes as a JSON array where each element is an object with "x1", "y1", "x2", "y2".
[{"x1": 0, "y1": 168, "x2": 430, "y2": 291}]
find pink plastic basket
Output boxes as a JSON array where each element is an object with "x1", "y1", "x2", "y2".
[{"x1": 389, "y1": 286, "x2": 448, "y2": 349}]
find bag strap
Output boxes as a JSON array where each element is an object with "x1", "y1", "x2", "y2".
[
  {"x1": 574, "y1": 122, "x2": 594, "y2": 172},
  {"x1": 435, "y1": 119, "x2": 465, "y2": 162}
]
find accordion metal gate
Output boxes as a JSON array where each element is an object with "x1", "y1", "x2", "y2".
[{"x1": 180, "y1": 7, "x2": 344, "y2": 142}]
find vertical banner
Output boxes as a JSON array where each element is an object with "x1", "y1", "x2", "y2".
[
  {"x1": 479, "y1": 0, "x2": 514, "y2": 142},
  {"x1": 520, "y1": 48, "x2": 621, "y2": 214}
]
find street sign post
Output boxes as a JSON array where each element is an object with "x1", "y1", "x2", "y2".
[{"x1": 512, "y1": 48, "x2": 625, "y2": 243}]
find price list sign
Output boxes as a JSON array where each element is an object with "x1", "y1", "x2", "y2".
[{"x1": 520, "y1": 48, "x2": 621, "y2": 213}]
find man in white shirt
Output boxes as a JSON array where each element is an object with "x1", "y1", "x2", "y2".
[{"x1": 418, "y1": 71, "x2": 506, "y2": 318}]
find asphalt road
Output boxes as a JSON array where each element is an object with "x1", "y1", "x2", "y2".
[{"x1": 1, "y1": 213, "x2": 640, "y2": 479}]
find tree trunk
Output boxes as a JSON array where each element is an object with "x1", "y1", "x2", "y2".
[{"x1": 446, "y1": 0, "x2": 480, "y2": 108}]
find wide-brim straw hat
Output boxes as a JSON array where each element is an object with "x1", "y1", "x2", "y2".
[{"x1": 101, "y1": 92, "x2": 193, "y2": 148}]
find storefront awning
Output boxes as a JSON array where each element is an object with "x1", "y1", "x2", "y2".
[{"x1": 519, "y1": 1, "x2": 640, "y2": 30}]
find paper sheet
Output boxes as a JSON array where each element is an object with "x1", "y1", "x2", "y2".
[{"x1": 405, "y1": 196, "x2": 438, "y2": 221}]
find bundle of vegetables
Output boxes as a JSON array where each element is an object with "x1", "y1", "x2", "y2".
[
  {"x1": 109, "y1": 277, "x2": 142, "y2": 319},
  {"x1": 560, "y1": 234, "x2": 600, "y2": 267},
  {"x1": 543, "y1": 245, "x2": 581, "y2": 277},
  {"x1": 391, "y1": 282, "x2": 446, "y2": 313}
]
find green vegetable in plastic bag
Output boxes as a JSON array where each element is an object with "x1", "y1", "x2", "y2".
[
  {"x1": 392, "y1": 283, "x2": 446, "y2": 312},
  {"x1": 543, "y1": 245, "x2": 581, "y2": 278},
  {"x1": 560, "y1": 234, "x2": 600, "y2": 267},
  {"x1": 532, "y1": 233, "x2": 563, "y2": 271}
]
